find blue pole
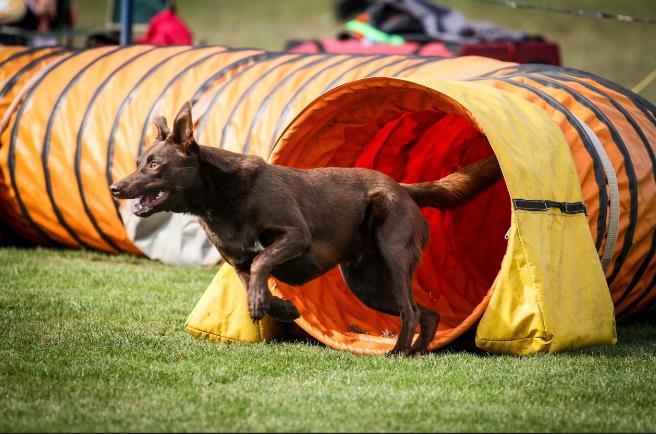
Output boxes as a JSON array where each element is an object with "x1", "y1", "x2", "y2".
[{"x1": 119, "y1": 0, "x2": 133, "y2": 46}]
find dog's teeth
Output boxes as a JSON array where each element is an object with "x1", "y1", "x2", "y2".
[{"x1": 156, "y1": 191, "x2": 163, "y2": 199}]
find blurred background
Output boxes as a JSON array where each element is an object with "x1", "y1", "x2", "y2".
[
  {"x1": 1, "y1": 0, "x2": 654, "y2": 101},
  {"x1": 73, "y1": 0, "x2": 655, "y2": 101}
]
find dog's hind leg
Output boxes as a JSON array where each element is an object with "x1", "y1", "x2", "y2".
[
  {"x1": 409, "y1": 305, "x2": 440, "y2": 355},
  {"x1": 385, "y1": 271, "x2": 420, "y2": 356},
  {"x1": 236, "y1": 269, "x2": 300, "y2": 322},
  {"x1": 341, "y1": 251, "x2": 439, "y2": 354},
  {"x1": 369, "y1": 190, "x2": 426, "y2": 356},
  {"x1": 340, "y1": 256, "x2": 417, "y2": 355}
]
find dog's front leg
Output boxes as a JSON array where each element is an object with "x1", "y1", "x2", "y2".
[
  {"x1": 236, "y1": 268, "x2": 300, "y2": 322},
  {"x1": 248, "y1": 226, "x2": 310, "y2": 321}
]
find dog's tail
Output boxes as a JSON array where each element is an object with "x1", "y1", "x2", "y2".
[{"x1": 401, "y1": 155, "x2": 503, "y2": 210}]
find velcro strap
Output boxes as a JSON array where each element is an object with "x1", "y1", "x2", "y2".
[{"x1": 513, "y1": 199, "x2": 588, "y2": 215}]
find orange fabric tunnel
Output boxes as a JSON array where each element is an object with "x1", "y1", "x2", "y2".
[
  {"x1": 0, "y1": 46, "x2": 654, "y2": 354},
  {"x1": 267, "y1": 75, "x2": 654, "y2": 353}
]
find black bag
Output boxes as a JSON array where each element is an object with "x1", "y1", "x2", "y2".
[{"x1": 366, "y1": 0, "x2": 527, "y2": 43}]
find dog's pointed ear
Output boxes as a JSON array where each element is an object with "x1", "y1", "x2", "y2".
[
  {"x1": 152, "y1": 115, "x2": 170, "y2": 141},
  {"x1": 171, "y1": 101, "x2": 197, "y2": 153}
]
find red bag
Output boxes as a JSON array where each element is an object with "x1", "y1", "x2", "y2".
[{"x1": 136, "y1": 9, "x2": 192, "y2": 46}]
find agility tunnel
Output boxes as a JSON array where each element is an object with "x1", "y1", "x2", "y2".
[{"x1": 0, "y1": 46, "x2": 654, "y2": 354}]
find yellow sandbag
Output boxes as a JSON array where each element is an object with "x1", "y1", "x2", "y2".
[
  {"x1": 185, "y1": 263, "x2": 283, "y2": 343},
  {"x1": 476, "y1": 210, "x2": 617, "y2": 354}
]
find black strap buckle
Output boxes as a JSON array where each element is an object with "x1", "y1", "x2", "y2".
[{"x1": 513, "y1": 199, "x2": 587, "y2": 215}]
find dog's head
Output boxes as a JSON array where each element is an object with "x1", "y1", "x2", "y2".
[{"x1": 110, "y1": 102, "x2": 200, "y2": 217}]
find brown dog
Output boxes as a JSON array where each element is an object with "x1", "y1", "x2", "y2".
[{"x1": 110, "y1": 102, "x2": 502, "y2": 355}]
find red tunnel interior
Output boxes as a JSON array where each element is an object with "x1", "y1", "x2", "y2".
[{"x1": 353, "y1": 110, "x2": 510, "y2": 330}]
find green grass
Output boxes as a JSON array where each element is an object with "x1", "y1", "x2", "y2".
[
  {"x1": 75, "y1": 0, "x2": 656, "y2": 102},
  {"x1": 1, "y1": 247, "x2": 656, "y2": 432}
]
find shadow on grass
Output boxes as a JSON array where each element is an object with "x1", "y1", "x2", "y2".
[
  {"x1": 271, "y1": 309, "x2": 656, "y2": 358},
  {"x1": 271, "y1": 322, "x2": 488, "y2": 356},
  {"x1": 0, "y1": 219, "x2": 35, "y2": 248},
  {"x1": 619, "y1": 304, "x2": 656, "y2": 326}
]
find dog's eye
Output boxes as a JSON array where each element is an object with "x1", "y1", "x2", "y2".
[{"x1": 148, "y1": 161, "x2": 160, "y2": 170}]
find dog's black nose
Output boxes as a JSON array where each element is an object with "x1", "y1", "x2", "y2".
[{"x1": 109, "y1": 183, "x2": 121, "y2": 197}]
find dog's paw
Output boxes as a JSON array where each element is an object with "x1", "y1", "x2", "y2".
[
  {"x1": 268, "y1": 298, "x2": 300, "y2": 322},
  {"x1": 387, "y1": 344, "x2": 413, "y2": 357},
  {"x1": 282, "y1": 302, "x2": 301, "y2": 321},
  {"x1": 248, "y1": 291, "x2": 270, "y2": 322},
  {"x1": 406, "y1": 347, "x2": 428, "y2": 357}
]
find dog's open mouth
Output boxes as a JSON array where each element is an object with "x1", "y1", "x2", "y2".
[{"x1": 133, "y1": 190, "x2": 170, "y2": 216}]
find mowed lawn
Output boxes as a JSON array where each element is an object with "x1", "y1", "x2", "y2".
[{"x1": 1, "y1": 247, "x2": 655, "y2": 432}]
